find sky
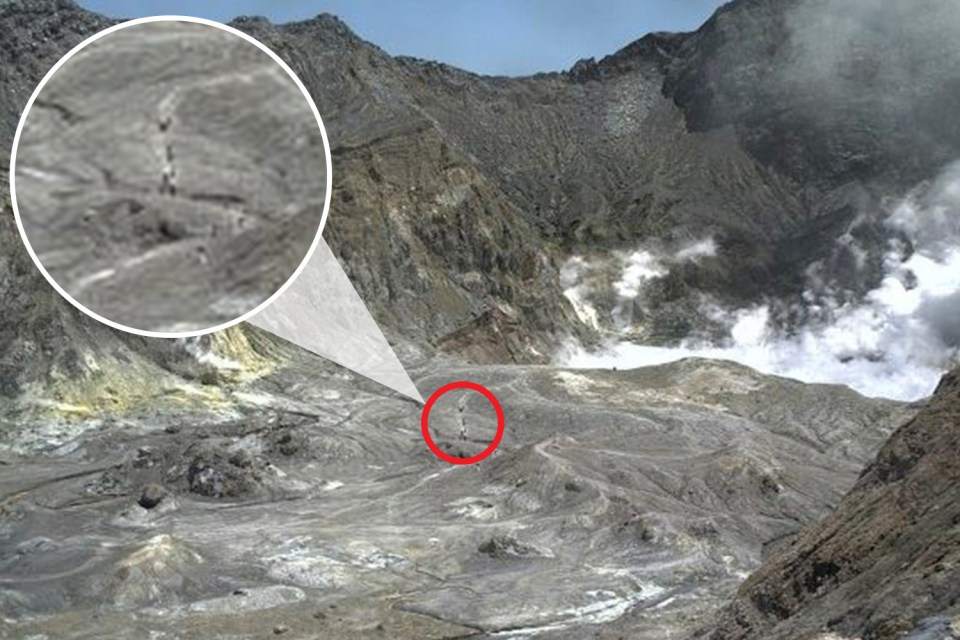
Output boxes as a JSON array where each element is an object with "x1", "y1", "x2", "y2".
[{"x1": 77, "y1": 0, "x2": 729, "y2": 76}]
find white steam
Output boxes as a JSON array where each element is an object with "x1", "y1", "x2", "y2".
[
  {"x1": 614, "y1": 250, "x2": 666, "y2": 299},
  {"x1": 561, "y1": 239, "x2": 716, "y2": 332},
  {"x1": 558, "y1": 164, "x2": 960, "y2": 401},
  {"x1": 560, "y1": 256, "x2": 604, "y2": 330}
]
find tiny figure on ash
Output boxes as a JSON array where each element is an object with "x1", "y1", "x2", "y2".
[{"x1": 458, "y1": 395, "x2": 467, "y2": 441}]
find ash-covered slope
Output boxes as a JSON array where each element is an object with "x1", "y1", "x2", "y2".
[
  {"x1": 706, "y1": 365, "x2": 960, "y2": 640},
  {"x1": 0, "y1": 357, "x2": 913, "y2": 639}
]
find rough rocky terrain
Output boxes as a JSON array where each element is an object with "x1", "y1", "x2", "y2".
[
  {"x1": 14, "y1": 19, "x2": 327, "y2": 333},
  {"x1": 704, "y1": 364, "x2": 960, "y2": 640}
]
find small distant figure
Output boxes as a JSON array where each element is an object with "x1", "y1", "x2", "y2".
[
  {"x1": 159, "y1": 143, "x2": 176, "y2": 196},
  {"x1": 457, "y1": 395, "x2": 467, "y2": 441},
  {"x1": 160, "y1": 163, "x2": 176, "y2": 196}
]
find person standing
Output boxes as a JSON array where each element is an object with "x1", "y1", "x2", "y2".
[{"x1": 457, "y1": 395, "x2": 467, "y2": 441}]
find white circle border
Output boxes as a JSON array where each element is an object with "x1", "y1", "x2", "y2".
[{"x1": 9, "y1": 15, "x2": 333, "y2": 339}]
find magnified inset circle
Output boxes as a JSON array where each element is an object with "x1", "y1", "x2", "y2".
[{"x1": 10, "y1": 16, "x2": 332, "y2": 337}]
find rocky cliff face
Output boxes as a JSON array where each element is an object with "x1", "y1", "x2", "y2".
[
  {"x1": 707, "y1": 365, "x2": 960, "y2": 640},
  {"x1": 668, "y1": 0, "x2": 960, "y2": 193},
  {"x1": 4, "y1": 0, "x2": 960, "y2": 360},
  {"x1": 226, "y1": 0, "x2": 960, "y2": 345},
  {"x1": 0, "y1": 2, "x2": 588, "y2": 369},
  {"x1": 227, "y1": 14, "x2": 594, "y2": 361},
  {"x1": 664, "y1": 0, "x2": 960, "y2": 310}
]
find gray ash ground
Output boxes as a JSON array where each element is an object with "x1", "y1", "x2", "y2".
[
  {"x1": 0, "y1": 350, "x2": 913, "y2": 639},
  {"x1": 13, "y1": 20, "x2": 327, "y2": 333}
]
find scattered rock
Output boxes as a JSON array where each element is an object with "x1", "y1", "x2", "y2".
[
  {"x1": 563, "y1": 479, "x2": 583, "y2": 492},
  {"x1": 228, "y1": 449, "x2": 254, "y2": 469},
  {"x1": 138, "y1": 484, "x2": 167, "y2": 509},
  {"x1": 84, "y1": 470, "x2": 125, "y2": 497},
  {"x1": 272, "y1": 429, "x2": 306, "y2": 457},
  {"x1": 132, "y1": 447, "x2": 157, "y2": 469},
  {"x1": 478, "y1": 534, "x2": 548, "y2": 559},
  {"x1": 178, "y1": 442, "x2": 266, "y2": 499}
]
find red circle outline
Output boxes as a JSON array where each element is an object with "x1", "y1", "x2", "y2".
[{"x1": 421, "y1": 381, "x2": 504, "y2": 465}]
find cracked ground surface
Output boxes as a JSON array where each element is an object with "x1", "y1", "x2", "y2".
[
  {"x1": 13, "y1": 21, "x2": 328, "y2": 333},
  {"x1": 0, "y1": 349, "x2": 914, "y2": 639}
]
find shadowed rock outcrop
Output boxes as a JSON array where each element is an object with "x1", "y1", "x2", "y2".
[
  {"x1": 706, "y1": 366, "x2": 960, "y2": 640},
  {"x1": 5, "y1": 0, "x2": 960, "y2": 356}
]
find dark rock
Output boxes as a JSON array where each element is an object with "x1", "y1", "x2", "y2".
[
  {"x1": 132, "y1": 447, "x2": 157, "y2": 469},
  {"x1": 478, "y1": 534, "x2": 546, "y2": 559},
  {"x1": 228, "y1": 449, "x2": 254, "y2": 469},
  {"x1": 137, "y1": 484, "x2": 167, "y2": 509},
  {"x1": 84, "y1": 470, "x2": 124, "y2": 496},
  {"x1": 708, "y1": 365, "x2": 960, "y2": 639},
  {"x1": 272, "y1": 429, "x2": 305, "y2": 457},
  {"x1": 179, "y1": 442, "x2": 266, "y2": 499}
]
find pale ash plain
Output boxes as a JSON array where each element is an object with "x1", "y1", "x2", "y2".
[
  {"x1": 0, "y1": 344, "x2": 912, "y2": 639},
  {"x1": 14, "y1": 21, "x2": 327, "y2": 333}
]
